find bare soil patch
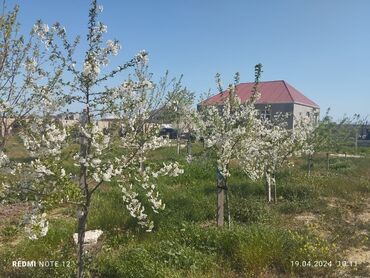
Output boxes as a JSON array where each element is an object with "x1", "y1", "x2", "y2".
[
  {"x1": 346, "y1": 247, "x2": 370, "y2": 269},
  {"x1": 0, "y1": 202, "x2": 29, "y2": 225}
]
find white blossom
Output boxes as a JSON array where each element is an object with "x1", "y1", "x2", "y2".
[
  {"x1": 0, "y1": 100, "x2": 10, "y2": 113},
  {"x1": 16, "y1": 8, "x2": 183, "y2": 240},
  {"x1": 239, "y1": 114, "x2": 315, "y2": 202},
  {"x1": 106, "y1": 40, "x2": 121, "y2": 56},
  {"x1": 32, "y1": 22, "x2": 49, "y2": 39},
  {"x1": 0, "y1": 151, "x2": 9, "y2": 167},
  {"x1": 24, "y1": 57, "x2": 38, "y2": 72},
  {"x1": 83, "y1": 59, "x2": 100, "y2": 79},
  {"x1": 198, "y1": 82, "x2": 261, "y2": 178},
  {"x1": 136, "y1": 50, "x2": 148, "y2": 64},
  {"x1": 23, "y1": 204, "x2": 49, "y2": 240}
]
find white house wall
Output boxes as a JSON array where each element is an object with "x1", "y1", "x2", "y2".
[
  {"x1": 293, "y1": 104, "x2": 320, "y2": 128},
  {"x1": 255, "y1": 103, "x2": 295, "y2": 129}
]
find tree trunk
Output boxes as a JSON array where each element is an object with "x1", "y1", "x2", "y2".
[
  {"x1": 139, "y1": 148, "x2": 144, "y2": 172},
  {"x1": 307, "y1": 154, "x2": 312, "y2": 176},
  {"x1": 225, "y1": 181, "x2": 231, "y2": 228},
  {"x1": 77, "y1": 109, "x2": 89, "y2": 278},
  {"x1": 326, "y1": 152, "x2": 330, "y2": 172},
  {"x1": 216, "y1": 169, "x2": 225, "y2": 227},
  {"x1": 265, "y1": 171, "x2": 272, "y2": 203},
  {"x1": 0, "y1": 139, "x2": 5, "y2": 153},
  {"x1": 273, "y1": 174, "x2": 277, "y2": 204},
  {"x1": 176, "y1": 135, "x2": 180, "y2": 155},
  {"x1": 186, "y1": 137, "x2": 192, "y2": 156},
  {"x1": 77, "y1": 204, "x2": 89, "y2": 278},
  {"x1": 0, "y1": 119, "x2": 9, "y2": 151}
]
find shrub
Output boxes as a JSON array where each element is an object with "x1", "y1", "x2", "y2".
[
  {"x1": 87, "y1": 187, "x2": 130, "y2": 231},
  {"x1": 230, "y1": 197, "x2": 272, "y2": 224},
  {"x1": 171, "y1": 224, "x2": 336, "y2": 277},
  {"x1": 0, "y1": 219, "x2": 76, "y2": 278},
  {"x1": 1, "y1": 225, "x2": 18, "y2": 238},
  {"x1": 149, "y1": 240, "x2": 215, "y2": 273},
  {"x1": 94, "y1": 246, "x2": 164, "y2": 278},
  {"x1": 278, "y1": 182, "x2": 316, "y2": 202}
]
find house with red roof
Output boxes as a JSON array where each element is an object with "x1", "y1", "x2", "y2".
[{"x1": 199, "y1": 80, "x2": 320, "y2": 129}]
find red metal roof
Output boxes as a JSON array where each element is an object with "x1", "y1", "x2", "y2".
[{"x1": 201, "y1": 80, "x2": 319, "y2": 108}]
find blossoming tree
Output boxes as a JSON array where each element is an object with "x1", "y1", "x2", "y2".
[
  {"x1": 166, "y1": 85, "x2": 195, "y2": 154},
  {"x1": 239, "y1": 114, "x2": 315, "y2": 203},
  {"x1": 181, "y1": 107, "x2": 201, "y2": 161},
  {"x1": 10, "y1": 1, "x2": 183, "y2": 277},
  {"x1": 306, "y1": 111, "x2": 363, "y2": 173},
  {"x1": 0, "y1": 4, "x2": 68, "y2": 173},
  {"x1": 0, "y1": 3, "x2": 75, "y2": 205},
  {"x1": 197, "y1": 65, "x2": 262, "y2": 227}
]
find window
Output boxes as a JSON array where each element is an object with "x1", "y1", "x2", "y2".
[{"x1": 261, "y1": 107, "x2": 271, "y2": 120}]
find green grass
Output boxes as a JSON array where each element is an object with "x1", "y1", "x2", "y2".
[
  {"x1": 0, "y1": 219, "x2": 76, "y2": 278},
  {"x1": 3, "y1": 135, "x2": 28, "y2": 161},
  {"x1": 1, "y1": 138, "x2": 370, "y2": 277}
]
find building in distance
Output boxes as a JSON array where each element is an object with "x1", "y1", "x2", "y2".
[{"x1": 198, "y1": 80, "x2": 320, "y2": 129}]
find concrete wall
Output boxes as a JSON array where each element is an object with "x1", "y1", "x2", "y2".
[
  {"x1": 293, "y1": 104, "x2": 320, "y2": 128},
  {"x1": 59, "y1": 119, "x2": 111, "y2": 131},
  {"x1": 198, "y1": 102, "x2": 319, "y2": 129},
  {"x1": 0, "y1": 118, "x2": 16, "y2": 137},
  {"x1": 255, "y1": 103, "x2": 294, "y2": 129},
  {"x1": 59, "y1": 119, "x2": 78, "y2": 127}
]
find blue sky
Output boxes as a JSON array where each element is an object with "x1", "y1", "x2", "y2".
[{"x1": 6, "y1": 0, "x2": 370, "y2": 120}]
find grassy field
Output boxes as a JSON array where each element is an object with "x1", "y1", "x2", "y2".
[{"x1": 0, "y1": 138, "x2": 369, "y2": 277}]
